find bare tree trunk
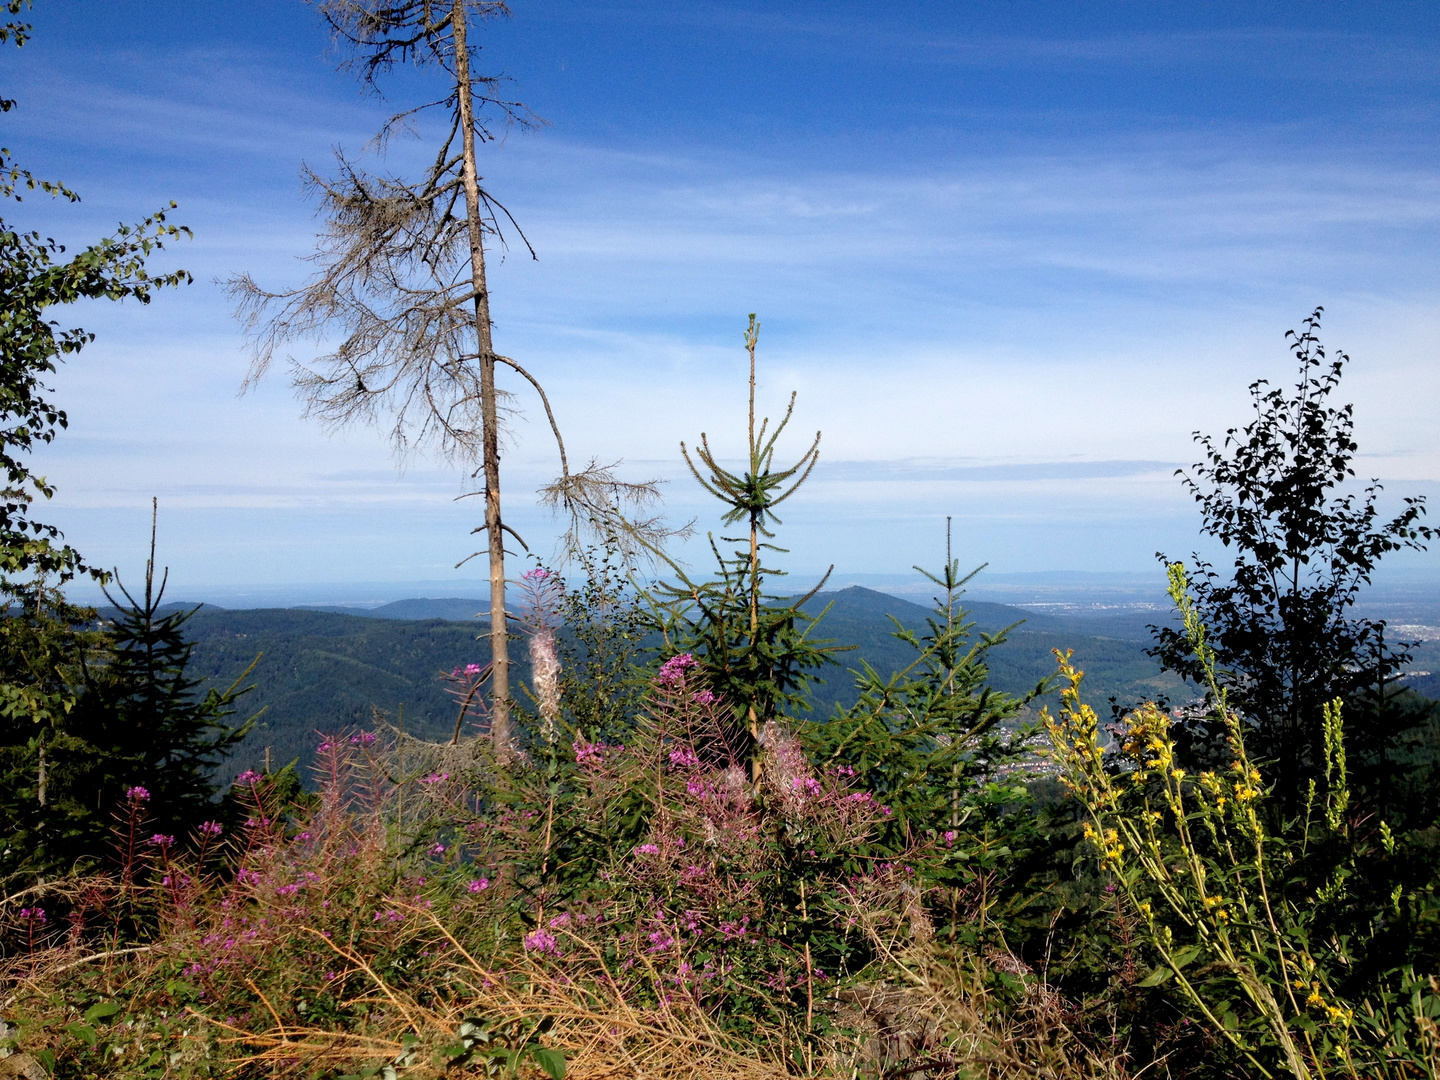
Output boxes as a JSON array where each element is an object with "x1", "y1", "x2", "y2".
[{"x1": 452, "y1": 0, "x2": 509, "y2": 758}]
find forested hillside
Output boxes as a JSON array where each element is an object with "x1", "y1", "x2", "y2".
[{"x1": 183, "y1": 586, "x2": 1192, "y2": 780}]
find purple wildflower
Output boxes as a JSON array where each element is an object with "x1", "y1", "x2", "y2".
[
  {"x1": 668, "y1": 747, "x2": 700, "y2": 770},
  {"x1": 125, "y1": 785, "x2": 150, "y2": 802},
  {"x1": 656, "y1": 653, "x2": 698, "y2": 687}
]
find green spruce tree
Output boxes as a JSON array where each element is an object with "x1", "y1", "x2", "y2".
[{"x1": 648, "y1": 315, "x2": 839, "y2": 764}]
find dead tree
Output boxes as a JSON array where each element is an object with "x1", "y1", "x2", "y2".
[{"x1": 230, "y1": 1, "x2": 673, "y2": 760}]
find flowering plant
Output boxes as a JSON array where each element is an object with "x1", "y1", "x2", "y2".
[{"x1": 1045, "y1": 563, "x2": 1440, "y2": 1080}]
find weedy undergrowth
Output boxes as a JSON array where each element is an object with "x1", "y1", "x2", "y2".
[{"x1": 1046, "y1": 562, "x2": 1440, "y2": 1080}]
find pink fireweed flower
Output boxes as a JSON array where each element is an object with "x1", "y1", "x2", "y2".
[
  {"x1": 148, "y1": 833, "x2": 175, "y2": 847},
  {"x1": 467, "y1": 878, "x2": 490, "y2": 893},
  {"x1": 692, "y1": 689, "x2": 716, "y2": 705},
  {"x1": 18, "y1": 907, "x2": 46, "y2": 924},
  {"x1": 943, "y1": 830, "x2": 956, "y2": 847},
  {"x1": 419, "y1": 772, "x2": 449, "y2": 785},
  {"x1": 234, "y1": 770, "x2": 262, "y2": 786},
  {"x1": 656, "y1": 652, "x2": 698, "y2": 687},
  {"x1": 428, "y1": 843, "x2": 446, "y2": 856},
  {"x1": 198, "y1": 821, "x2": 223, "y2": 837},
  {"x1": 523, "y1": 929, "x2": 559, "y2": 955},
  {"x1": 125, "y1": 785, "x2": 150, "y2": 802},
  {"x1": 633, "y1": 843, "x2": 660, "y2": 856},
  {"x1": 349, "y1": 731, "x2": 377, "y2": 746},
  {"x1": 522, "y1": 567, "x2": 550, "y2": 581},
  {"x1": 668, "y1": 747, "x2": 700, "y2": 769}
]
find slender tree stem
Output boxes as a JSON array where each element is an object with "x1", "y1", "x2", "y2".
[{"x1": 452, "y1": 0, "x2": 510, "y2": 758}]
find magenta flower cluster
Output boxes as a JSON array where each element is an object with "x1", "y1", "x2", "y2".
[{"x1": 655, "y1": 652, "x2": 698, "y2": 687}]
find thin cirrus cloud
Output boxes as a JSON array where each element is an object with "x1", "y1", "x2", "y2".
[{"x1": 8, "y1": 3, "x2": 1440, "y2": 595}]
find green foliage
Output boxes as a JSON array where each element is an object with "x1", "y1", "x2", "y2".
[
  {"x1": 648, "y1": 315, "x2": 840, "y2": 753},
  {"x1": 1, "y1": 542, "x2": 256, "y2": 881},
  {"x1": 81, "y1": 548, "x2": 256, "y2": 838},
  {"x1": 0, "y1": 584, "x2": 104, "y2": 879},
  {"x1": 556, "y1": 535, "x2": 653, "y2": 747},
  {"x1": 805, "y1": 523, "x2": 1051, "y2": 844},
  {"x1": 1152, "y1": 308, "x2": 1432, "y2": 813},
  {"x1": 1050, "y1": 562, "x2": 1440, "y2": 1080}
]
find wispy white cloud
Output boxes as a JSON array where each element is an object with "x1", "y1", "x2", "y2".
[{"x1": 9, "y1": 17, "x2": 1440, "y2": 590}]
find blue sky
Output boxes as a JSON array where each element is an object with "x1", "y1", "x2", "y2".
[{"x1": 8, "y1": 1, "x2": 1440, "y2": 600}]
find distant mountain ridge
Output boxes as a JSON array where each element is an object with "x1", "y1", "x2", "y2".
[
  {"x1": 298, "y1": 597, "x2": 488, "y2": 621},
  {"x1": 282, "y1": 586, "x2": 1064, "y2": 635},
  {"x1": 174, "y1": 584, "x2": 1206, "y2": 785}
]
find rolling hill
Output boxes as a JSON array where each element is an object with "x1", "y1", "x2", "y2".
[{"x1": 180, "y1": 585, "x2": 1197, "y2": 782}]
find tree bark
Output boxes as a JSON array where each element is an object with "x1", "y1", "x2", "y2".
[{"x1": 452, "y1": 0, "x2": 510, "y2": 758}]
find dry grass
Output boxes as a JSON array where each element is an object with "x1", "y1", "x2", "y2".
[{"x1": 5, "y1": 908, "x2": 1144, "y2": 1080}]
